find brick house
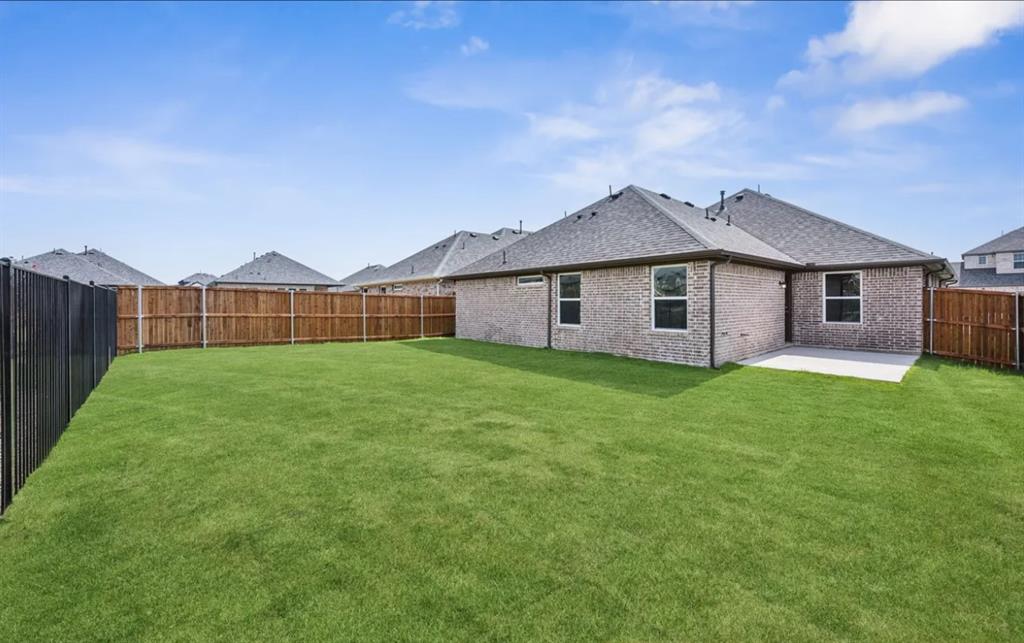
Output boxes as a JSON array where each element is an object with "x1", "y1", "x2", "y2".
[
  {"x1": 348, "y1": 227, "x2": 530, "y2": 295},
  {"x1": 450, "y1": 186, "x2": 953, "y2": 368},
  {"x1": 950, "y1": 226, "x2": 1024, "y2": 293}
]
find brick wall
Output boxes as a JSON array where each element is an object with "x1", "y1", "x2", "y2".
[
  {"x1": 713, "y1": 263, "x2": 786, "y2": 366},
  {"x1": 791, "y1": 266, "x2": 924, "y2": 352},
  {"x1": 456, "y1": 262, "x2": 713, "y2": 366},
  {"x1": 455, "y1": 275, "x2": 549, "y2": 348},
  {"x1": 367, "y1": 280, "x2": 454, "y2": 296}
]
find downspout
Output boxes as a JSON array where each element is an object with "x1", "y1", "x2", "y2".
[{"x1": 543, "y1": 272, "x2": 553, "y2": 348}]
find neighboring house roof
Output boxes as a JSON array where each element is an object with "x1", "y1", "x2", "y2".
[
  {"x1": 951, "y1": 262, "x2": 1024, "y2": 289},
  {"x1": 355, "y1": 227, "x2": 531, "y2": 286},
  {"x1": 339, "y1": 264, "x2": 385, "y2": 286},
  {"x1": 714, "y1": 189, "x2": 939, "y2": 267},
  {"x1": 15, "y1": 249, "x2": 132, "y2": 285},
  {"x1": 213, "y1": 251, "x2": 339, "y2": 287},
  {"x1": 80, "y1": 248, "x2": 164, "y2": 285},
  {"x1": 178, "y1": 272, "x2": 218, "y2": 286},
  {"x1": 963, "y1": 226, "x2": 1024, "y2": 256},
  {"x1": 452, "y1": 185, "x2": 950, "y2": 279}
]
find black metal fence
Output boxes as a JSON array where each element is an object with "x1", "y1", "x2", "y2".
[{"x1": 1, "y1": 259, "x2": 118, "y2": 516}]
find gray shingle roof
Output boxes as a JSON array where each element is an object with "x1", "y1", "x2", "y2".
[
  {"x1": 81, "y1": 248, "x2": 164, "y2": 285},
  {"x1": 714, "y1": 189, "x2": 938, "y2": 266},
  {"x1": 964, "y1": 226, "x2": 1024, "y2": 255},
  {"x1": 339, "y1": 264, "x2": 385, "y2": 286},
  {"x1": 355, "y1": 228, "x2": 530, "y2": 286},
  {"x1": 177, "y1": 272, "x2": 218, "y2": 286},
  {"x1": 15, "y1": 249, "x2": 132, "y2": 285},
  {"x1": 951, "y1": 262, "x2": 1024, "y2": 289},
  {"x1": 214, "y1": 251, "x2": 338, "y2": 287},
  {"x1": 451, "y1": 186, "x2": 802, "y2": 278}
]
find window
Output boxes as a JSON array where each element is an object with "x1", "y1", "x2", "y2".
[
  {"x1": 651, "y1": 265, "x2": 687, "y2": 330},
  {"x1": 823, "y1": 272, "x2": 861, "y2": 323},
  {"x1": 517, "y1": 275, "x2": 544, "y2": 286},
  {"x1": 1015, "y1": 253, "x2": 1024, "y2": 270},
  {"x1": 392, "y1": 284, "x2": 405, "y2": 292},
  {"x1": 558, "y1": 273, "x2": 581, "y2": 326},
  {"x1": 978, "y1": 255, "x2": 988, "y2": 265}
]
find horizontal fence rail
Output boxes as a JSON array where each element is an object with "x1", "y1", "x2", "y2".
[
  {"x1": 924, "y1": 287, "x2": 1022, "y2": 370},
  {"x1": 1, "y1": 259, "x2": 118, "y2": 516},
  {"x1": 117, "y1": 286, "x2": 455, "y2": 354}
]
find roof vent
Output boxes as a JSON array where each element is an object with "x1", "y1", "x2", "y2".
[
  {"x1": 735, "y1": 194, "x2": 744, "y2": 202},
  {"x1": 590, "y1": 211, "x2": 598, "y2": 218},
  {"x1": 659, "y1": 193, "x2": 671, "y2": 200},
  {"x1": 576, "y1": 213, "x2": 583, "y2": 220},
  {"x1": 469, "y1": 233, "x2": 477, "y2": 237},
  {"x1": 683, "y1": 201, "x2": 694, "y2": 207},
  {"x1": 609, "y1": 192, "x2": 622, "y2": 201}
]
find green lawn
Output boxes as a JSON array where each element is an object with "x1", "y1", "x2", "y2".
[{"x1": 0, "y1": 339, "x2": 1021, "y2": 641}]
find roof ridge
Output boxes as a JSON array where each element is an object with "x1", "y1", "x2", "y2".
[
  {"x1": 629, "y1": 185, "x2": 718, "y2": 251},
  {"x1": 734, "y1": 188, "x2": 938, "y2": 262},
  {"x1": 434, "y1": 231, "x2": 467, "y2": 277},
  {"x1": 963, "y1": 225, "x2": 1024, "y2": 255}
]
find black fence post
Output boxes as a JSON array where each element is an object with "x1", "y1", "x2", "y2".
[
  {"x1": 90, "y1": 281, "x2": 96, "y2": 389},
  {"x1": 1, "y1": 259, "x2": 14, "y2": 515},
  {"x1": 64, "y1": 276, "x2": 71, "y2": 419}
]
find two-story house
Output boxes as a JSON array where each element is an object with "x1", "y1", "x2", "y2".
[{"x1": 952, "y1": 226, "x2": 1024, "y2": 292}]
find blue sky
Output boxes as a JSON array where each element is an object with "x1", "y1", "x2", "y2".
[{"x1": 2, "y1": 1, "x2": 1022, "y2": 283}]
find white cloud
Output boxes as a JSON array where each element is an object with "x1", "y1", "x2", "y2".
[
  {"x1": 765, "y1": 94, "x2": 785, "y2": 111},
  {"x1": 460, "y1": 36, "x2": 489, "y2": 56},
  {"x1": 388, "y1": 1, "x2": 459, "y2": 30},
  {"x1": 527, "y1": 114, "x2": 600, "y2": 141},
  {"x1": 836, "y1": 91, "x2": 967, "y2": 132},
  {"x1": 783, "y1": 1, "x2": 1024, "y2": 86}
]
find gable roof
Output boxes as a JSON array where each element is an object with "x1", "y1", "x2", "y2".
[
  {"x1": 963, "y1": 226, "x2": 1024, "y2": 256},
  {"x1": 354, "y1": 227, "x2": 530, "y2": 286},
  {"x1": 451, "y1": 185, "x2": 802, "y2": 278},
  {"x1": 452, "y1": 185, "x2": 950, "y2": 280},
  {"x1": 214, "y1": 251, "x2": 338, "y2": 287},
  {"x1": 178, "y1": 272, "x2": 218, "y2": 286},
  {"x1": 80, "y1": 248, "x2": 164, "y2": 285},
  {"x1": 713, "y1": 189, "x2": 939, "y2": 267},
  {"x1": 16, "y1": 249, "x2": 132, "y2": 285},
  {"x1": 339, "y1": 264, "x2": 385, "y2": 286}
]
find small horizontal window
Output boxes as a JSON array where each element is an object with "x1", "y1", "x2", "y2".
[
  {"x1": 516, "y1": 275, "x2": 544, "y2": 286},
  {"x1": 392, "y1": 284, "x2": 404, "y2": 292},
  {"x1": 1014, "y1": 253, "x2": 1024, "y2": 270}
]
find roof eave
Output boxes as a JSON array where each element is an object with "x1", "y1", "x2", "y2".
[{"x1": 451, "y1": 250, "x2": 804, "y2": 280}]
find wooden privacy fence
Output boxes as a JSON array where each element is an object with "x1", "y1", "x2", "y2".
[
  {"x1": 923, "y1": 288, "x2": 1022, "y2": 370},
  {"x1": 117, "y1": 286, "x2": 455, "y2": 354}
]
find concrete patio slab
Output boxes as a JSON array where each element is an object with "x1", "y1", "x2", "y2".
[{"x1": 737, "y1": 346, "x2": 918, "y2": 382}]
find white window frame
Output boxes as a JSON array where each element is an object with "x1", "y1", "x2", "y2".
[
  {"x1": 557, "y1": 272, "x2": 581, "y2": 327},
  {"x1": 650, "y1": 264, "x2": 688, "y2": 332},
  {"x1": 978, "y1": 255, "x2": 988, "y2": 265},
  {"x1": 516, "y1": 275, "x2": 545, "y2": 287},
  {"x1": 1014, "y1": 253, "x2": 1024, "y2": 270},
  {"x1": 392, "y1": 284, "x2": 405, "y2": 292},
  {"x1": 822, "y1": 270, "x2": 863, "y2": 325}
]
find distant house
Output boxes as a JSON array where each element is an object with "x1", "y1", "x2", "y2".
[
  {"x1": 951, "y1": 226, "x2": 1024, "y2": 292},
  {"x1": 450, "y1": 186, "x2": 952, "y2": 368},
  {"x1": 338, "y1": 264, "x2": 384, "y2": 291},
  {"x1": 350, "y1": 228, "x2": 530, "y2": 295},
  {"x1": 177, "y1": 272, "x2": 218, "y2": 287},
  {"x1": 16, "y1": 247, "x2": 164, "y2": 286},
  {"x1": 211, "y1": 251, "x2": 338, "y2": 291}
]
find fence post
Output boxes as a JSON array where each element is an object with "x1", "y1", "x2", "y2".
[
  {"x1": 1016, "y1": 291, "x2": 1021, "y2": 371},
  {"x1": 420, "y1": 294, "x2": 424, "y2": 338},
  {"x1": 89, "y1": 281, "x2": 96, "y2": 389},
  {"x1": 136, "y1": 285, "x2": 143, "y2": 354},
  {"x1": 1, "y1": 259, "x2": 14, "y2": 514},
  {"x1": 928, "y1": 287, "x2": 935, "y2": 355},
  {"x1": 64, "y1": 276, "x2": 72, "y2": 418},
  {"x1": 201, "y1": 286, "x2": 207, "y2": 349},
  {"x1": 361, "y1": 291, "x2": 367, "y2": 342},
  {"x1": 289, "y1": 289, "x2": 295, "y2": 345}
]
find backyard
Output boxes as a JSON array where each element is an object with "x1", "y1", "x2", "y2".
[{"x1": 0, "y1": 339, "x2": 1021, "y2": 640}]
